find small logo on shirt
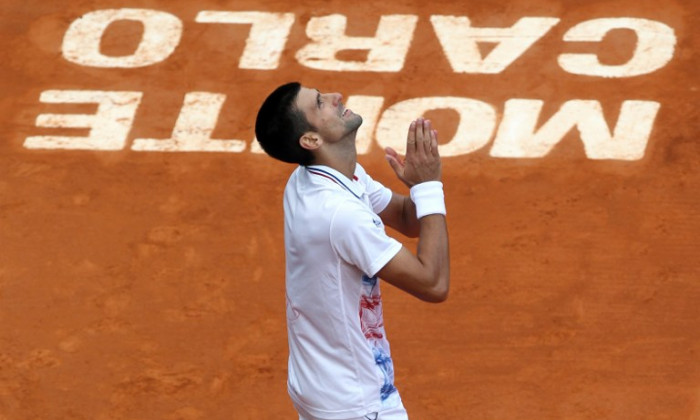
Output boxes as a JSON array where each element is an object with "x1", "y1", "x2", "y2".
[{"x1": 372, "y1": 218, "x2": 382, "y2": 227}]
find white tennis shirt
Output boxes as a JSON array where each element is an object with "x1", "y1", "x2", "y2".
[{"x1": 283, "y1": 163, "x2": 404, "y2": 419}]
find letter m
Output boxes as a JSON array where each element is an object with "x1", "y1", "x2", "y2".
[{"x1": 490, "y1": 100, "x2": 661, "y2": 160}]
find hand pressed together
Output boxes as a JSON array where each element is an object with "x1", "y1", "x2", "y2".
[{"x1": 384, "y1": 118, "x2": 442, "y2": 188}]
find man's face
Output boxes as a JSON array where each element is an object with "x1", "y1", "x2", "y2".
[{"x1": 295, "y1": 86, "x2": 363, "y2": 144}]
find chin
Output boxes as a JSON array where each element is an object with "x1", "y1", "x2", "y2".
[{"x1": 350, "y1": 114, "x2": 363, "y2": 129}]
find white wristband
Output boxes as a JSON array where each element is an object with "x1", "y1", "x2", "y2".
[{"x1": 410, "y1": 181, "x2": 446, "y2": 219}]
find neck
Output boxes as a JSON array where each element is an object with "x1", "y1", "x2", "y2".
[{"x1": 311, "y1": 136, "x2": 357, "y2": 181}]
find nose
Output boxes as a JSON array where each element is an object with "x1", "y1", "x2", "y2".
[{"x1": 331, "y1": 92, "x2": 343, "y2": 106}]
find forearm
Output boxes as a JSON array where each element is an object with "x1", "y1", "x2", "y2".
[
  {"x1": 416, "y1": 214, "x2": 450, "y2": 298},
  {"x1": 379, "y1": 117, "x2": 450, "y2": 302},
  {"x1": 400, "y1": 196, "x2": 421, "y2": 237},
  {"x1": 376, "y1": 203, "x2": 450, "y2": 302}
]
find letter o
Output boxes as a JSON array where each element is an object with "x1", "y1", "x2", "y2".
[
  {"x1": 375, "y1": 97, "x2": 497, "y2": 157},
  {"x1": 62, "y1": 8, "x2": 183, "y2": 68}
]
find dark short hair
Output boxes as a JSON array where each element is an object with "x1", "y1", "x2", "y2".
[{"x1": 255, "y1": 82, "x2": 316, "y2": 165}]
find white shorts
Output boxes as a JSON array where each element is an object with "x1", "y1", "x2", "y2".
[{"x1": 295, "y1": 400, "x2": 409, "y2": 420}]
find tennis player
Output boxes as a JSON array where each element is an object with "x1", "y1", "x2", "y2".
[{"x1": 255, "y1": 82, "x2": 450, "y2": 420}]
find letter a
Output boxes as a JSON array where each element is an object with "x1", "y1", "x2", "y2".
[{"x1": 431, "y1": 16, "x2": 560, "y2": 73}]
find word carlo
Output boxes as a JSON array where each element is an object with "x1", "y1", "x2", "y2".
[{"x1": 25, "y1": 9, "x2": 677, "y2": 160}]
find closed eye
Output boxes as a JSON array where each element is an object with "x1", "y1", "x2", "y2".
[{"x1": 316, "y1": 92, "x2": 322, "y2": 108}]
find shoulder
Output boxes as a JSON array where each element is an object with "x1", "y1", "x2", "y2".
[
  {"x1": 330, "y1": 198, "x2": 384, "y2": 235},
  {"x1": 353, "y1": 163, "x2": 372, "y2": 185},
  {"x1": 354, "y1": 162, "x2": 368, "y2": 177},
  {"x1": 283, "y1": 165, "x2": 305, "y2": 192},
  {"x1": 354, "y1": 163, "x2": 387, "y2": 190}
]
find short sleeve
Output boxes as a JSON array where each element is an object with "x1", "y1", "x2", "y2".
[
  {"x1": 354, "y1": 164, "x2": 393, "y2": 214},
  {"x1": 330, "y1": 200, "x2": 402, "y2": 277}
]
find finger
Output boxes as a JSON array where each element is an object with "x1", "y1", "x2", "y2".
[
  {"x1": 422, "y1": 120, "x2": 433, "y2": 156},
  {"x1": 385, "y1": 153, "x2": 404, "y2": 176},
  {"x1": 384, "y1": 147, "x2": 404, "y2": 167},
  {"x1": 384, "y1": 146, "x2": 400, "y2": 160},
  {"x1": 406, "y1": 120, "x2": 417, "y2": 157},
  {"x1": 414, "y1": 118, "x2": 426, "y2": 157},
  {"x1": 430, "y1": 129, "x2": 440, "y2": 157}
]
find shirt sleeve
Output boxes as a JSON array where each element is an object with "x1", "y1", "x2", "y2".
[
  {"x1": 354, "y1": 164, "x2": 393, "y2": 214},
  {"x1": 330, "y1": 199, "x2": 402, "y2": 278}
]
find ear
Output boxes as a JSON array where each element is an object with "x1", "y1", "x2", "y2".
[{"x1": 299, "y1": 132, "x2": 323, "y2": 151}]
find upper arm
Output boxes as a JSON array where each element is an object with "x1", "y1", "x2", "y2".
[
  {"x1": 330, "y1": 200, "x2": 403, "y2": 278},
  {"x1": 358, "y1": 165, "x2": 418, "y2": 237},
  {"x1": 378, "y1": 192, "x2": 420, "y2": 238}
]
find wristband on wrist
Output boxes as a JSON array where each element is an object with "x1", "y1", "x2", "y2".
[{"x1": 409, "y1": 181, "x2": 446, "y2": 219}]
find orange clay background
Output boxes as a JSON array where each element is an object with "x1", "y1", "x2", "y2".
[{"x1": 1, "y1": 0, "x2": 699, "y2": 419}]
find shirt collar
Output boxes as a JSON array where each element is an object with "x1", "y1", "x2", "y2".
[{"x1": 305, "y1": 164, "x2": 365, "y2": 199}]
